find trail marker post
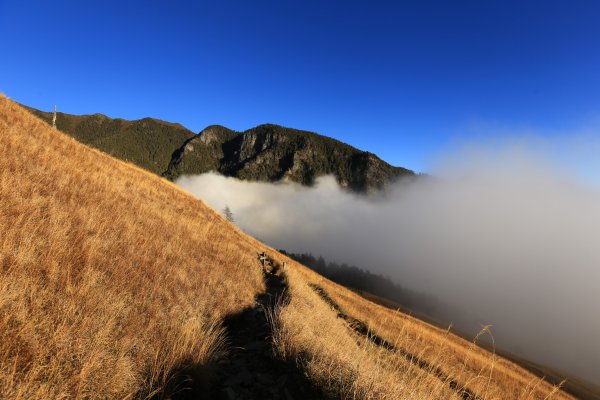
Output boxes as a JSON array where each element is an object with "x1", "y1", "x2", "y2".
[{"x1": 259, "y1": 252, "x2": 268, "y2": 271}]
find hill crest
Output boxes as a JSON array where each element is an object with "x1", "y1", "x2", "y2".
[{"x1": 26, "y1": 105, "x2": 414, "y2": 192}]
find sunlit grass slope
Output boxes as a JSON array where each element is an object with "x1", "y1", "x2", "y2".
[
  {"x1": 0, "y1": 96, "x2": 267, "y2": 398},
  {"x1": 273, "y1": 261, "x2": 574, "y2": 399},
  {"x1": 0, "y1": 96, "x2": 573, "y2": 399}
]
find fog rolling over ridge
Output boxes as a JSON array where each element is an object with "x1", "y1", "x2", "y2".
[{"x1": 176, "y1": 144, "x2": 600, "y2": 383}]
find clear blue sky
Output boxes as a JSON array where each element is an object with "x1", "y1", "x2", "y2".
[{"x1": 1, "y1": 1, "x2": 599, "y2": 172}]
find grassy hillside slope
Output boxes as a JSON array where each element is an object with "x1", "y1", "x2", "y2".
[
  {"x1": 274, "y1": 266, "x2": 573, "y2": 400},
  {"x1": 25, "y1": 106, "x2": 195, "y2": 175},
  {"x1": 0, "y1": 97, "x2": 265, "y2": 398},
  {"x1": 0, "y1": 96, "x2": 571, "y2": 399}
]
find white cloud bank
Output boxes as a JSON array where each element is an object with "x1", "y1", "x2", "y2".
[{"x1": 176, "y1": 142, "x2": 600, "y2": 383}]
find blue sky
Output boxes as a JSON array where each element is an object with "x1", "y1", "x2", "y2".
[{"x1": 1, "y1": 0, "x2": 599, "y2": 172}]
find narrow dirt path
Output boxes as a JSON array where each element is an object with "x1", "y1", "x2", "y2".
[{"x1": 209, "y1": 273, "x2": 326, "y2": 400}]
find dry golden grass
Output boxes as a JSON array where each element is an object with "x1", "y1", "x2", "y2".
[
  {"x1": 272, "y1": 262, "x2": 574, "y2": 399},
  {"x1": 0, "y1": 96, "x2": 270, "y2": 398},
  {"x1": 0, "y1": 96, "x2": 574, "y2": 399},
  {"x1": 270, "y1": 270, "x2": 463, "y2": 400}
]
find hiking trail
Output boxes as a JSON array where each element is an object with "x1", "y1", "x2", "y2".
[{"x1": 209, "y1": 273, "x2": 325, "y2": 400}]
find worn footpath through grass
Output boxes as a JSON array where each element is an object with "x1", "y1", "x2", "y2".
[{"x1": 208, "y1": 268, "x2": 326, "y2": 400}]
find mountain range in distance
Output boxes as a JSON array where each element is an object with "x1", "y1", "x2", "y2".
[{"x1": 25, "y1": 105, "x2": 415, "y2": 193}]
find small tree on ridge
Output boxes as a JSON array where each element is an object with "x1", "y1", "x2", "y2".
[{"x1": 223, "y1": 205, "x2": 234, "y2": 223}]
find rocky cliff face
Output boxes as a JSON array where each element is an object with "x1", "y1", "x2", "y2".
[
  {"x1": 25, "y1": 105, "x2": 414, "y2": 193},
  {"x1": 166, "y1": 124, "x2": 414, "y2": 192}
]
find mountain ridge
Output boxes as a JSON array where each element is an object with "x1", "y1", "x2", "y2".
[
  {"x1": 23, "y1": 105, "x2": 195, "y2": 175},
  {"x1": 25, "y1": 105, "x2": 415, "y2": 192}
]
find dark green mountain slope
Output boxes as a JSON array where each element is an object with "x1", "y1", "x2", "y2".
[
  {"x1": 166, "y1": 124, "x2": 415, "y2": 192},
  {"x1": 26, "y1": 106, "x2": 414, "y2": 192},
  {"x1": 25, "y1": 107, "x2": 195, "y2": 175}
]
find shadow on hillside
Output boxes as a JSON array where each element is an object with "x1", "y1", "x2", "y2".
[
  {"x1": 148, "y1": 272, "x2": 327, "y2": 400},
  {"x1": 206, "y1": 272, "x2": 327, "y2": 400}
]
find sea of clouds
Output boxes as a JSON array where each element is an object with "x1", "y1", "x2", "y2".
[{"x1": 176, "y1": 139, "x2": 600, "y2": 383}]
